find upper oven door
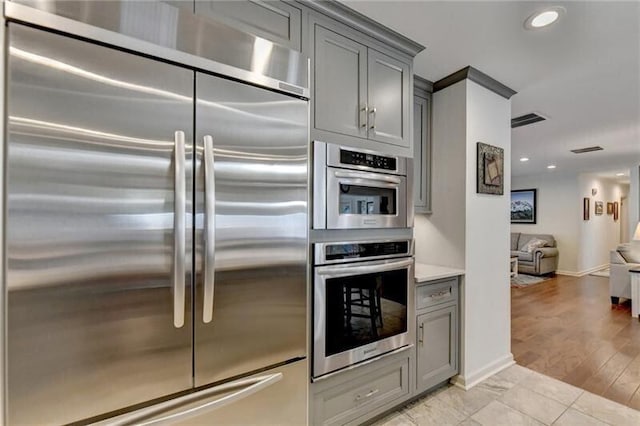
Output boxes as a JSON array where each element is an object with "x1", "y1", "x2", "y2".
[{"x1": 326, "y1": 169, "x2": 407, "y2": 229}]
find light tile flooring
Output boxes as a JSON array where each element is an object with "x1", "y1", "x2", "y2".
[{"x1": 372, "y1": 364, "x2": 640, "y2": 426}]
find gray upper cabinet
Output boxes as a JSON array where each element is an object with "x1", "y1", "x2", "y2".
[
  {"x1": 314, "y1": 25, "x2": 368, "y2": 139},
  {"x1": 312, "y1": 19, "x2": 413, "y2": 153},
  {"x1": 367, "y1": 49, "x2": 410, "y2": 146},
  {"x1": 414, "y1": 76, "x2": 432, "y2": 214},
  {"x1": 195, "y1": 0, "x2": 302, "y2": 51}
]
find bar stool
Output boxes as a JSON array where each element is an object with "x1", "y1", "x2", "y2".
[{"x1": 344, "y1": 278, "x2": 383, "y2": 337}]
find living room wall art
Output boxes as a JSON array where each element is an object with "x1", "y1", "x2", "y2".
[
  {"x1": 511, "y1": 189, "x2": 537, "y2": 224},
  {"x1": 583, "y1": 197, "x2": 590, "y2": 221},
  {"x1": 476, "y1": 142, "x2": 504, "y2": 195},
  {"x1": 614, "y1": 201, "x2": 619, "y2": 221},
  {"x1": 607, "y1": 202, "x2": 614, "y2": 215},
  {"x1": 595, "y1": 201, "x2": 604, "y2": 215}
]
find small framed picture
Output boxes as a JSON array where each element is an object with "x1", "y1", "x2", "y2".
[
  {"x1": 614, "y1": 201, "x2": 619, "y2": 221},
  {"x1": 583, "y1": 198, "x2": 590, "y2": 220},
  {"x1": 595, "y1": 201, "x2": 603, "y2": 215},
  {"x1": 607, "y1": 202, "x2": 614, "y2": 215},
  {"x1": 511, "y1": 189, "x2": 537, "y2": 224}
]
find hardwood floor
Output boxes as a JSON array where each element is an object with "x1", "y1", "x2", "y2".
[{"x1": 511, "y1": 273, "x2": 640, "y2": 410}]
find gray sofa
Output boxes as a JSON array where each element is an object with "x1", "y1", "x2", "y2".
[
  {"x1": 510, "y1": 233, "x2": 559, "y2": 276},
  {"x1": 609, "y1": 243, "x2": 640, "y2": 305}
]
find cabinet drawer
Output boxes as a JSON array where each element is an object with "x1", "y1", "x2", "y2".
[
  {"x1": 416, "y1": 278, "x2": 458, "y2": 310},
  {"x1": 313, "y1": 355, "x2": 410, "y2": 426}
]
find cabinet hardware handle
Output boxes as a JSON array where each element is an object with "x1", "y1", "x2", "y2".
[
  {"x1": 430, "y1": 290, "x2": 449, "y2": 299},
  {"x1": 355, "y1": 388, "x2": 379, "y2": 401},
  {"x1": 369, "y1": 106, "x2": 376, "y2": 131},
  {"x1": 359, "y1": 104, "x2": 368, "y2": 128},
  {"x1": 419, "y1": 323, "x2": 424, "y2": 344}
]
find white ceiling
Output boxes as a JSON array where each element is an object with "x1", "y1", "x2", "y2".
[{"x1": 341, "y1": 1, "x2": 640, "y2": 177}]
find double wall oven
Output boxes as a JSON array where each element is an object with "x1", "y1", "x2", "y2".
[{"x1": 312, "y1": 142, "x2": 414, "y2": 379}]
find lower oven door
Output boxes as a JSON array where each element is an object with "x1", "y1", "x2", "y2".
[
  {"x1": 313, "y1": 257, "x2": 414, "y2": 378},
  {"x1": 326, "y1": 168, "x2": 407, "y2": 229}
]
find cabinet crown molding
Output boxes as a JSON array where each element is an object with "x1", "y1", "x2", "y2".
[
  {"x1": 297, "y1": 0, "x2": 425, "y2": 57},
  {"x1": 434, "y1": 66, "x2": 517, "y2": 99},
  {"x1": 414, "y1": 75, "x2": 434, "y2": 96}
]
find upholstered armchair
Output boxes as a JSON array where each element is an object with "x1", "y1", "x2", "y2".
[{"x1": 609, "y1": 244, "x2": 640, "y2": 305}]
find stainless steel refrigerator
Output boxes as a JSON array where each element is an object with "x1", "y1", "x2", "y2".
[{"x1": 5, "y1": 22, "x2": 308, "y2": 425}]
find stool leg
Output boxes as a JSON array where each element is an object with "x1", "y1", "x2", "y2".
[
  {"x1": 345, "y1": 287, "x2": 352, "y2": 329},
  {"x1": 376, "y1": 290, "x2": 383, "y2": 327}
]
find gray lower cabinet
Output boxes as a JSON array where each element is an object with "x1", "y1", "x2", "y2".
[
  {"x1": 194, "y1": 0, "x2": 302, "y2": 50},
  {"x1": 415, "y1": 277, "x2": 459, "y2": 395},
  {"x1": 311, "y1": 348, "x2": 413, "y2": 426},
  {"x1": 416, "y1": 305, "x2": 458, "y2": 392},
  {"x1": 312, "y1": 19, "x2": 413, "y2": 153},
  {"x1": 413, "y1": 76, "x2": 432, "y2": 214}
]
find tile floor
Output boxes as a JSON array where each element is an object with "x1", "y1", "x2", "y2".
[{"x1": 372, "y1": 364, "x2": 640, "y2": 426}]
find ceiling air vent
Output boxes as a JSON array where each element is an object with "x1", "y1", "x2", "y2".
[
  {"x1": 511, "y1": 112, "x2": 546, "y2": 128},
  {"x1": 570, "y1": 146, "x2": 604, "y2": 154}
]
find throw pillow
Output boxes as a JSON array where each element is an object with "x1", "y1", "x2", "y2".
[
  {"x1": 524, "y1": 238, "x2": 547, "y2": 253},
  {"x1": 618, "y1": 244, "x2": 640, "y2": 263}
]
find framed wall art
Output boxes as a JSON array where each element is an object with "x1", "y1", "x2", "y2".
[
  {"x1": 607, "y1": 202, "x2": 614, "y2": 215},
  {"x1": 595, "y1": 201, "x2": 603, "y2": 215},
  {"x1": 583, "y1": 197, "x2": 590, "y2": 221},
  {"x1": 477, "y1": 142, "x2": 504, "y2": 195},
  {"x1": 511, "y1": 189, "x2": 537, "y2": 224},
  {"x1": 614, "y1": 201, "x2": 619, "y2": 221}
]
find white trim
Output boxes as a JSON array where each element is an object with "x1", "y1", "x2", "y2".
[
  {"x1": 449, "y1": 353, "x2": 515, "y2": 390},
  {"x1": 556, "y1": 263, "x2": 609, "y2": 277}
]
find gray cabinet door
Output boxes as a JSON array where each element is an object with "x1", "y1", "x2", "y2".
[
  {"x1": 416, "y1": 305, "x2": 458, "y2": 392},
  {"x1": 367, "y1": 49, "x2": 410, "y2": 147},
  {"x1": 195, "y1": 0, "x2": 302, "y2": 50},
  {"x1": 414, "y1": 93, "x2": 432, "y2": 213},
  {"x1": 314, "y1": 24, "x2": 368, "y2": 139}
]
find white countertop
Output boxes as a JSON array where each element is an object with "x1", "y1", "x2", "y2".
[{"x1": 415, "y1": 263, "x2": 465, "y2": 282}]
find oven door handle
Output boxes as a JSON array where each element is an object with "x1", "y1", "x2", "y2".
[
  {"x1": 317, "y1": 258, "x2": 413, "y2": 277},
  {"x1": 334, "y1": 170, "x2": 402, "y2": 185}
]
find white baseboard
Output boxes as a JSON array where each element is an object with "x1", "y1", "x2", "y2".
[
  {"x1": 450, "y1": 353, "x2": 515, "y2": 390},
  {"x1": 557, "y1": 264, "x2": 609, "y2": 277}
]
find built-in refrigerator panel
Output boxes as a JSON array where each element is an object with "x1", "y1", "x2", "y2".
[
  {"x1": 194, "y1": 73, "x2": 308, "y2": 386},
  {"x1": 5, "y1": 24, "x2": 194, "y2": 425}
]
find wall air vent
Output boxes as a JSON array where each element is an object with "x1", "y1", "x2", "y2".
[
  {"x1": 511, "y1": 112, "x2": 546, "y2": 128},
  {"x1": 570, "y1": 146, "x2": 604, "y2": 154}
]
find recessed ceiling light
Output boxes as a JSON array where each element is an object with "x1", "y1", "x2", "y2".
[
  {"x1": 524, "y1": 7, "x2": 565, "y2": 30},
  {"x1": 547, "y1": 165, "x2": 556, "y2": 169},
  {"x1": 520, "y1": 157, "x2": 529, "y2": 162},
  {"x1": 616, "y1": 173, "x2": 625, "y2": 176}
]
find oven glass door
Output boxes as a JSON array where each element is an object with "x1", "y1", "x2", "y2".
[
  {"x1": 326, "y1": 169, "x2": 407, "y2": 229},
  {"x1": 314, "y1": 258, "x2": 412, "y2": 377}
]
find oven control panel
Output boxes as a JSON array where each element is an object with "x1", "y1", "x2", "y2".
[
  {"x1": 340, "y1": 149, "x2": 397, "y2": 171},
  {"x1": 316, "y1": 240, "x2": 412, "y2": 264}
]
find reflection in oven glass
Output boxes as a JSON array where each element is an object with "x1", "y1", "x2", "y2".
[
  {"x1": 325, "y1": 270, "x2": 407, "y2": 357},
  {"x1": 339, "y1": 184, "x2": 396, "y2": 215}
]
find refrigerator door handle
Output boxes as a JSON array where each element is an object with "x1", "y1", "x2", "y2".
[
  {"x1": 104, "y1": 372, "x2": 283, "y2": 426},
  {"x1": 203, "y1": 135, "x2": 216, "y2": 323},
  {"x1": 173, "y1": 130, "x2": 186, "y2": 328}
]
